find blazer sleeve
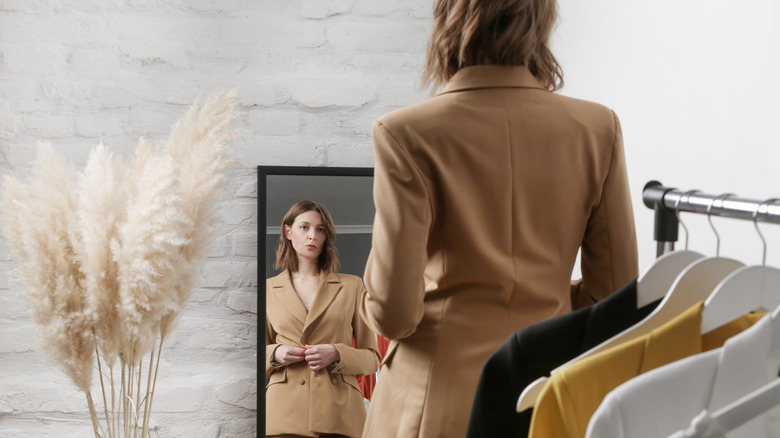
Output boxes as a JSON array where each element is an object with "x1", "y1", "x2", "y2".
[
  {"x1": 361, "y1": 120, "x2": 433, "y2": 340},
  {"x1": 331, "y1": 280, "x2": 381, "y2": 376},
  {"x1": 572, "y1": 111, "x2": 638, "y2": 309},
  {"x1": 265, "y1": 314, "x2": 283, "y2": 378}
]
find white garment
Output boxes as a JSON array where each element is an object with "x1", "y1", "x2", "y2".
[{"x1": 586, "y1": 315, "x2": 780, "y2": 438}]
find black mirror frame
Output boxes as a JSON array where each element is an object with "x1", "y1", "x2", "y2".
[{"x1": 256, "y1": 165, "x2": 374, "y2": 435}]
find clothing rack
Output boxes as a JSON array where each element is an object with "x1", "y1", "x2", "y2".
[{"x1": 642, "y1": 180, "x2": 780, "y2": 257}]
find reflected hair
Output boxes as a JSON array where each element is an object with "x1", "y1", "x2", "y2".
[
  {"x1": 275, "y1": 200, "x2": 340, "y2": 273},
  {"x1": 423, "y1": 0, "x2": 563, "y2": 92}
]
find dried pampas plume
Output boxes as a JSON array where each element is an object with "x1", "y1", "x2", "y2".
[
  {"x1": 161, "y1": 88, "x2": 242, "y2": 338},
  {"x1": 0, "y1": 89, "x2": 242, "y2": 437},
  {"x1": 2, "y1": 143, "x2": 93, "y2": 393}
]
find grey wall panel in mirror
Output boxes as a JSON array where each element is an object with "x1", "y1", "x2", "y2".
[{"x1": 257, "y1": 166, "x2": 374, "y2": 435}]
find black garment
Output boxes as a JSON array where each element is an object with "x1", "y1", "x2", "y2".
[{"x1": 466, "y1": 279, "x2": 659, "y2": 438}]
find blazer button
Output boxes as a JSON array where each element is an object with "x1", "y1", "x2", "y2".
[
  {"x1": 299, "y1": 379, "x2": 305, "y2": 385},
  {"x1": 331, "y1": 378, "x2": 337, "y2": 385}
]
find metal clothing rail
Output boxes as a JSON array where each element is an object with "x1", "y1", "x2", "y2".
[{"x1": 642, "y1": 181, "x2": 780, "y2": 257}]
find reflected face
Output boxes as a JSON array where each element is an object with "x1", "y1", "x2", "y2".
[{"x1": 284, "y1": 210, "x2": 326, "y2": 263}]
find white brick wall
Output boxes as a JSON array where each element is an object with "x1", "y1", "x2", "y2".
[
  {"x1": 4, "y1": 0, "x2": 780, "y2": 437},
  {"x1": 0, "y1": 1, "x2": 431, "y2": 437}
]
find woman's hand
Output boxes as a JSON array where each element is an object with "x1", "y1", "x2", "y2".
[
  {"x1": 274, "y1": 345, "x2": 306, "y2": 366},
  {"x1": 304, "y1": 344, "x2": 341, "y2": 371}
]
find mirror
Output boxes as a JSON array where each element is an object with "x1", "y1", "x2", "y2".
[{"x1": 257, "y1": 165, "x2": 374, "y2": 435}]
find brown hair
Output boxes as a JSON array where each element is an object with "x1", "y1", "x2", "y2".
[
  {"x1": 423, "y1": 0, "x2": 563, "y2": 92},
  {"x1": 274, "y1": 200, "x2": 340, "y2": 273}
]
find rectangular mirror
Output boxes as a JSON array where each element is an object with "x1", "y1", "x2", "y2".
[{"x1": 257, "y1": 165, "x2": 374, "y2": 435}]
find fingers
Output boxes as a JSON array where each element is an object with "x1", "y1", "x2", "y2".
[
  {"x1": 304, "y1": 344, "x2": 337, "y2": 370},
  {"x1": 288, "y1": 347, "x2": 305, "y2": 358},
  {"x1": 276, "y1": 344, "x2": 338, "y2": 370},
  {"x1": 304, "y1": 348, "x2": 322, "y2": 364},
  {"x1": 277, "y1": 345, "x2": 305, "y2": 366}
]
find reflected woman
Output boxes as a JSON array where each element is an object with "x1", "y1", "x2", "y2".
[{"x1": 266, "y1": 200, "x2": 380, "y2": 438}]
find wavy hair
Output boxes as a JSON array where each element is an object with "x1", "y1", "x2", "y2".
[
  {"x1": 423, "y1": 0, "x2": 563, "y2": 92},
  {"x1": 274, "y1": 200, "x2": 340, "y2": 273}
]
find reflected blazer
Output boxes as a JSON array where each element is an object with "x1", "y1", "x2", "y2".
[
  {"x1": 360, "y1": 65, "x2": 639, "y2": 438},
  {"x1": 266, "y1": 270, "x2": 381, "y2": 438}
]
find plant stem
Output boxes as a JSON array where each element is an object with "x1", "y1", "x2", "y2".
[
  {"x1": 141, "y1": 338, "x2": 164, "y2": 438},
  {"x1": 134, "y1": 355, "x2": 143, "y2": 438},
  {"x1": 141, "y1": 345, "x2": 156, "y2": 437},
  {"x1": 122, "y1": 359, "x2": 129, "y2": 438},
  {"x1": 86, "y1": 391, "x2": 100, "y2": 438},
  {"x1": 94, "y1": 336, "x2": 111, "y2": 438},
  {"x1": 111, "y1": 367, "x2": 116, "y2": 438}
]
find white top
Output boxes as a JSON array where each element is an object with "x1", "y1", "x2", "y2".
[{"x1": 586, "y1": 314, "x2": 780, "y2": 438}]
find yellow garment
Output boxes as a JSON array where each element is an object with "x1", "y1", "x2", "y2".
[{"x1": 528, "y1": 302, "x2": 764, "y2": 438}]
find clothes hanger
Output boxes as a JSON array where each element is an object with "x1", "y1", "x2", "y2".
[
  {"x1": 712, "y1": 374, "x2": 780, "y2": 433},
  {"x1": 636, "y1": 190, "x2": 706, "y2": 308},
  {"x1": 517, "y1": 193, "x2": 745, "y2": 413},
  {"x1": 700, "y1": 198, "x2": 780, "y2": 334},
  {"x1": 682, "y1": 300, "x2": 780, "y2": 434}
]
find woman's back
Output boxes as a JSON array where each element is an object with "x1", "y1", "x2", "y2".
[{"x1": 361, "y1": 64, "x2": 638, "y2": 437}]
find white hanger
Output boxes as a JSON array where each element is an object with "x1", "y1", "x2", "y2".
[
  {"x1": 637, "y1": 190, "x2": 706, "y2": 308},
  {"x1": 697, "y1": 302, "x2": 780, "y2": 433},
  {"x1": 636, "y1": 250, "x2": 705, "y2": 307},
  {"x1": 714, "y1": 376, "x2": 780, "y2": 433},
  {"x1": 517, "y1": 193, "x2": 746, "y2": 413},
  {"x1": 701, "y1": 198, "x2": 780, "y2": 334}
]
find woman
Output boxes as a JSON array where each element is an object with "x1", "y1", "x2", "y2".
[
  {"x1": 360, "y1": 1, "x2": 639, "y2": 437},
  {"x1": 266, "y1": 200, "x2": 380, "y2": 438}
]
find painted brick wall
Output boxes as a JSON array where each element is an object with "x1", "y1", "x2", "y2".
[{"x1": 0, "y1": 1, "x2": 431, "y2": 437}]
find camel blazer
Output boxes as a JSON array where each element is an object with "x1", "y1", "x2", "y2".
[
  {"x1": 360, "y1": 65, "x2": 639, "y2": 438},
  {"x1": 266, "y1": 270, "x2": 381, "y2": 438}
]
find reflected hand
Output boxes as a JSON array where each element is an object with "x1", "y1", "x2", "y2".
[
  {"x1": 274, "y1": 345, "x2": 306, "y2": 366},
  {"x1": 304, "y1": 344, "x2": 341, "y2": 371}
]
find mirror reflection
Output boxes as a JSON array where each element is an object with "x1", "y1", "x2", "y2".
[
  {"x1": 258, "y1": 166, "x2": 377, "y2": 437},
  {"x1": 264, "y1": 173, "x2": 375, "y2": 278}
]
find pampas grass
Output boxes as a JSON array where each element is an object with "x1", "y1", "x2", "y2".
[{"x1": 0, "y1": 89, "x2": 242, "y2": 437}]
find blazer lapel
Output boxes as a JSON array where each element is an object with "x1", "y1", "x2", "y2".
[
  {"x1": 271, "y1": 270, "x2": 308, "y2": 326},
  {"x1": 302, "y1": 271, "x2": 342, "y2": 340}
]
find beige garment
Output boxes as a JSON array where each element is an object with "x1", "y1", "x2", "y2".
[
  {"x1": 360, "y1": 65, "x2": 639, "y2": 438},
  {"x1": 266, "y1": 270, "x2": 380, "y2": 438}
]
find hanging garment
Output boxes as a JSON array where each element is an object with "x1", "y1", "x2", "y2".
[
  {"x1": 528, "y1": 302, "x2": 763, "y2": 438},
  {"x1": 516, "y1": 250, "x2": 712, "y2": 414},
  {"x1": 587, "y1": 311, "x2": 778, "y2": 438},
  {"x1": 361, "y1": 64, "x2": 638, "y2": 438},
  {"x1": 266, "y1": 271, "x2": 382, "y2": 438},
  {"x1": 467, "y1": 279, "x2": 660, "y2": 438}
]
